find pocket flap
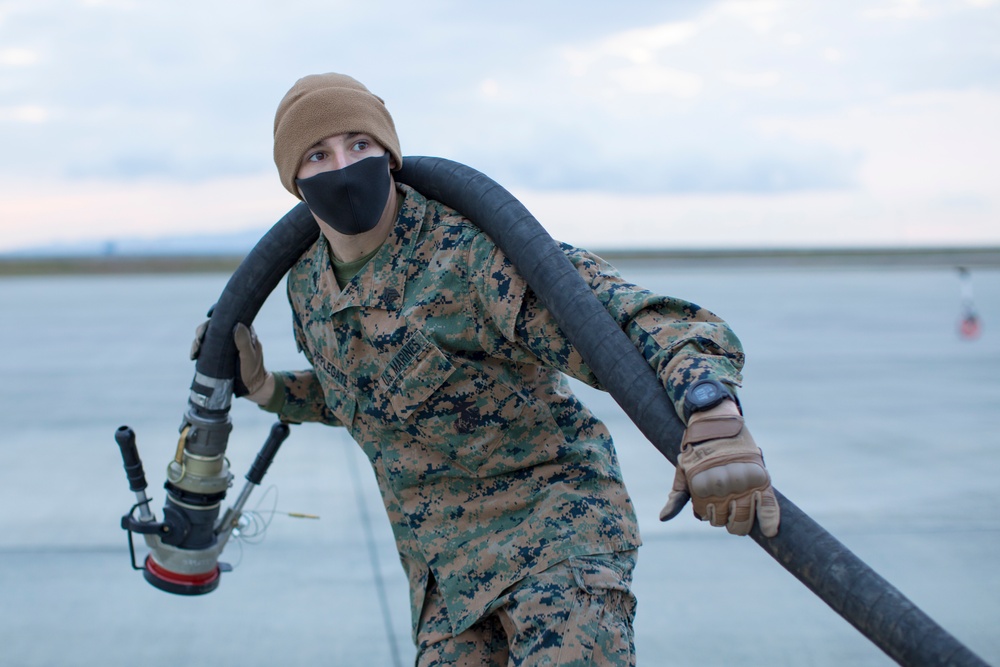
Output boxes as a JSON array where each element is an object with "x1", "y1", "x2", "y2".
[{"x1": 379, "y1": 332, "x2": 455, "y2": 421}]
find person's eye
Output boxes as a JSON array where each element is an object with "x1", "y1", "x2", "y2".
[
  {"x1": 352, "y1": 140, "x2": 369, "y2": 152},
  {"x1": 307, "y1": 150, "x2": 327, "y2": 162}
]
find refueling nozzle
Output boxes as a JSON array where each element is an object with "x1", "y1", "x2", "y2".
[{"x1": 117, "y1": 421, "x2": 290, "y2": 595}]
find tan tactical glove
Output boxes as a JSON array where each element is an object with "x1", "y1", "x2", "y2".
[
  {"x1": 190, "y1": 320, "x2": 273, "y2": 405},
  {"x1": 189, "y1": 319, "x2": 209, "y2": 360},
  {"x1": 232, "y1": 323, "x2": 273, "y2": 402},
  {"x1": 659, "y1": 412, "x2": 780, "y2": 537}
]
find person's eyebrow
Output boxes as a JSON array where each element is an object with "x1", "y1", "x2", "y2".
[{"x1": 309, "y1": 133, "x2": 363, "y2": 150}]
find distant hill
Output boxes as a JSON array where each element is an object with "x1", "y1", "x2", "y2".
[
  {"x1": 6, "y1": 225, "x2": 1000, "y2": 274},
  {"x1": 3, "y1": 246, "x2": 999, "y2": 277},
  {"x1": 1, "y1": 227, "x2": 271, "y2": 259}
]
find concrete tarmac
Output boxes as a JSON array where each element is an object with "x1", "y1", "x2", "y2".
[{"x1": 1, "y1": 263, "x2": 997, "y2": 666}]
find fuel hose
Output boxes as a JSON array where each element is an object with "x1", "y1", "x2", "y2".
[{"x1": 189, "y1": 156, "x2": 986, "y2": 667}]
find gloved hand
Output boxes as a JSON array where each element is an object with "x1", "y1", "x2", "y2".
[
  {"x1": 232, "y1": 322, "x2": 272, "y2": 402},
  {"x1": 189, "y1": 319, "x2": 210, "y2": 361},
  {"x1": 189, "y1": 320, "x2": 274, "y2": 404},
  {"x1": 659, "y1": 411, "x2": 780, "y2": 537}
]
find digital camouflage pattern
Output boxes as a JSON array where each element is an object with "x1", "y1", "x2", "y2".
[
  {"x1": 416, "y1": 550, "x2": 638, "y2": 666},
  {"x1": 264, "y1": 183, "x2": 745, "y2": 637}
]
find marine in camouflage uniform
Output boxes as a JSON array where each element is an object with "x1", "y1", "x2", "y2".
[{"x1": 219, "y1": 72, "x2": 779, "y2": 665}]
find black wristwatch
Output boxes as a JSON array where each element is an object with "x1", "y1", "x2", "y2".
[{"x1": 683, "y1": 379, "x2": 736, "y2": 421}]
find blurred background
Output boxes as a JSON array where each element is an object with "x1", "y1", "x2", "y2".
[
  {"x1": 1, "y1": 0, "x2": 999, "y2": 255},
  {"x1": 1, "y1": 1, "x2": 999, "y2": 665}
]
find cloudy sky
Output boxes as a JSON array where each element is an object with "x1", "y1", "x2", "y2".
[{"x1": 1, "y1": 0, "x2": 998, "y2": 252}]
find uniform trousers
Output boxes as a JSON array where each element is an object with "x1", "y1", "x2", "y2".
[{"x1": 415, "y1": 550, "x2": 638, "y2": 666}]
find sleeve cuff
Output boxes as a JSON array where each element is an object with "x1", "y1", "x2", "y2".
[{"x1": 260, "y1": 372, "x2": 288, "y2": 414}]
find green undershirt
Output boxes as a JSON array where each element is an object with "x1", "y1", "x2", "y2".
[{"x1": 331, "y1": 243, "x2": 383, "y2": 285}]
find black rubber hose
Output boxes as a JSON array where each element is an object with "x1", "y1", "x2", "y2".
[
  {"x1": 190, "y1": 201, "x2": 318, "y2": 408},
  {"x1": 394, "y1": 156, "x2": 987, "y2": 667},
  {"x1": 396, "y1": 157, "x2": 685, "y2": 461},
  {"x1": 188, "y1": 156, "x2": 986, "y2": 666}
]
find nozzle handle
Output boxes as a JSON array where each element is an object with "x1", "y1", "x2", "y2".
[
  {"x1": 246, "y1": 422, "x2": 290, "y2": 485},
  {"x1": 115, "y1": 426, "x2": 148, "y2": 492}
]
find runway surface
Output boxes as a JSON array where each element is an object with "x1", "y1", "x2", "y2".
[{"x1": 1, "y1": 262, "x2": 996, "y2": 666}]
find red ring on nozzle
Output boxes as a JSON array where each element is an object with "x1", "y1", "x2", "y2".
[{"x1": 143, "y1": 555, "x2": 221, "y2": 595}]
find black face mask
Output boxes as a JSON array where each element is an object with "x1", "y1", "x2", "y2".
[{"x1": 295, "y1": 153, "x2": 392, "y2": 235}]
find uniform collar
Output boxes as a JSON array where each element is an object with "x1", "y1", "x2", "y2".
[{"x1": 313, "y1": 183, "x2": 427, "y2": 314}]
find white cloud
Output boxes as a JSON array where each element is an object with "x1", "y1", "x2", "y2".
[
  {"x1": 479, "y1": 78, "x2": 501, "y2": 98},
  {"x1": 822, "y1": 47, "x2": 844, "y2": 63},
  {"x1": 557, "y1": 4, "x2": 795, "y2": 104},
  {"x1": 1, "y1": 0, "x2": 998, "y2": 251},
  {"x1": 0, "y1": 174, "x2": 294, "y2": 252},
  {"x1": 78, "y1": 0, "x2": 138, "y2": 8},
  {"x1": 0, "y1": 105, "x2": 50, "y2": 123},
  {"x1": 557, "y1": 21, "x2": 709, "y2": 104},
  {"x1": 862, "y1": 0, "x2": 932, "y2": 20},
  {"x1": 722, "y1": 69, "x2": 781, "y2": 87},
  {"x1": 560, "y1": 21, "x2": 698, "y2": 82},
  {"x1": 753, "y1": 90, "x2": 1000, "y2": 204},
  {"x1": 780, "y1": 32, "x2": 804, "y2": 46},
  {"x1": 610, "y1": 64, "x2": 703, "y2": 97},
  {"x1": 515, "y1": 186, "x2": 999, "y2": 249},
  {"x1": 712, "y1": 0, "x2": 782, "y2": 32},
  {"x1": 0, "y1": 47, "x2": 38, "y2": 66},
  {"x1": 598, "y1": 22, "x2": 699, "y2": 64}
]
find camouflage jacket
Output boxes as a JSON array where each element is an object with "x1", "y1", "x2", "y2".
[{"x1": 265, "y1": 184, "x2": 745, "y2": 636}]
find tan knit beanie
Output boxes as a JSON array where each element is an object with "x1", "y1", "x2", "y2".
[{"x1": 273, "y1": 73, "x2": 402, "y2": 198}]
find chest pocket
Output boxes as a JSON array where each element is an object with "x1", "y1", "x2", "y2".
[
  {"x1": 380, "y1": 331, "x2": 456, "y2": 420},
  {"x1": 377, "y1": 331, "x2": 526, "y2": 476}
]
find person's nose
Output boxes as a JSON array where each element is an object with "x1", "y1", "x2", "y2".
[{"x1": 330, "y1": 148, "x2": 350, "y2": 171}]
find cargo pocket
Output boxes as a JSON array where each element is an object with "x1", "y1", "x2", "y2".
[{"x1": 568, "y1": 552, "x2": 637, "y2": 666}]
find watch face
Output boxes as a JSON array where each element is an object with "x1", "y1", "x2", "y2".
[{"x1": 691, "y1": 382, "x2": 722, "y2": 404}]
